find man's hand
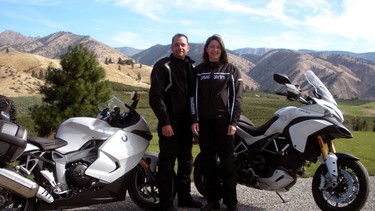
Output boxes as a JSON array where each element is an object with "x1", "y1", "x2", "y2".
[{"x1": 162, "y1": 124, "x2": 174, "y2": 137}]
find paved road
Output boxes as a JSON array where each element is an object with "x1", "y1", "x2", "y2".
[{"x1": 67, "y1": 177, "x2": 374, "y2": 211}]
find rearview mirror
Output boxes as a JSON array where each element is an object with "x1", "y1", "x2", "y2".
[{"x1": 273, "y1": 73, "x2": 291, "y2": 84}]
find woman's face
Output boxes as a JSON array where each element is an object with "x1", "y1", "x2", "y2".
[{"x1": 206, "y1": 39, "x2": 222, "y2": 62}]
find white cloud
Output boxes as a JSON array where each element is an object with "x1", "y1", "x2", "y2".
[
  {"x1": 179, "y1": 19, "x2": 194, "y2": 26},
  {"x1": 112, "y1": 31, "x2": 156, "y2": 49},
  {"x1": 218, "y1": 18, "x2": 238, "y2": 25},
  {"x1": 3, "y1": 8, "x2": 63, "y2": 30},
  {"x1": 303, "y1": 0, "x2": 375, "y2": 46},
  {"x1": 112, "y1": 31, "x2": 139, "y2": 45},
  {"x1": 1, "y1": 0, "x2": 62, "y2": 6},
  {"x1": 114, "y1": 0, "x2": 166, "y2": 21}
]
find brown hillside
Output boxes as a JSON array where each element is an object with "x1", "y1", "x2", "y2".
[
  {"x1": 0, "y1": 30, "x2": 36, "y2": 45},
  {"x1": 101, "y1": 63, "x2": 151, "y2": 88},
  {"x1": 248, "y1": 50, "x2": 374, "y2": 99},
  {"x1": 0, "y1": 51, "x2": 59, "y2": 97},
  {"x1": 0, "y1": 51, "x2": 151, "y2": 97}
]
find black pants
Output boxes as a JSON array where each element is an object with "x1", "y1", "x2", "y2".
[
  {"x1": 157, "y1": 116, "x2": 193, "y2": 209},
  {"x1": 199, "y1": 118, "x2": 238, "y2": 208}
]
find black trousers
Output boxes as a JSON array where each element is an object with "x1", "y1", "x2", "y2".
[
  {"x1": 198, "y1": 118, "x2": 238, "y2": 208},
  {"x1": 157, "y1": 115, "x2": 193, "y2": 209}
]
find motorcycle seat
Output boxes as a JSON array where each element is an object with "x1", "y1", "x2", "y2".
[
  {"x1": 28, "y1": 137, "x2": 68, "y2": 151},
  {"x1": 237, "y1": 116, "x2": 279, "y2": 136}
]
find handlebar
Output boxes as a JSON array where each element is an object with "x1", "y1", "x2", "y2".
[
  {"x1": 276, "y1": 91, "x2": 288, "y2": 96},
  {"x1": 276, "y1": 91, "x2": 310, "y2": 105},
  {"x1": 97, "y1": 92, "x2": 141, "y2": 128}
]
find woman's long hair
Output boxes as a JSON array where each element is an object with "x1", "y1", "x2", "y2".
[{"x1": 201, "y1": 34, "x2": 229, "y2": 63}]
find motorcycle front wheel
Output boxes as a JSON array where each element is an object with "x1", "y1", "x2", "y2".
[
  {"x1": 193, "y1": 153, "x2": 223, "y2": 198},
  {"x1": 312, "y1": 159, "x2": 369, "y2": 211},
  {"x1": 0, "y1": 186, "x2": 35, "y2": 211},
  {"x1": 128, "y1": 164, "x2": 176, "y2": 210}
]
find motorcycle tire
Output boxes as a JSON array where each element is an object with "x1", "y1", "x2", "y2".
[
  {"x1": 193, "y1": 153, "x2": 223, "y2": 198},
  {"x1": 312, "y1": 159, "x2": 369, "y2": 211},
  {"x1": 128, "y1": 164, "x2": 176, "y2": 210},
  {"x1": 0, "y1": 186, "x2": 35, "y2": 211},
  {"x1": 193, "y1": 153, "x2": 208, "y2": 197}
]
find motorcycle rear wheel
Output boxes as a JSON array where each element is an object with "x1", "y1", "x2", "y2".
[
  {"x1": 193, "y1": 153, "x2": 208, "y2": 197},
  {"x1": 0, "y1": 186, "x2": 35, "y2": 211},
  {"x1": 128, "y1": 164, "x2": 176, "y2": 210},
  {"x1": 312, "y1": 159, "x2": 369, "y2": 211}
]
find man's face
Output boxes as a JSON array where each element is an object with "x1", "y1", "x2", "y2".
[{"x1": 171, "y1": 36, "x2": 189, "y2": 60}]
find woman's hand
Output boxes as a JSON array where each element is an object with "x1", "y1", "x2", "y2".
[
  {"x1": 227, "y1": 125, "x2": 237, "y2": 136},
  {"x1": 191, "y1": 123, "x2": 200, "y2": 136}
]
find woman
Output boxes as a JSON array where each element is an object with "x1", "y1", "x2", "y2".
[{"x1": 191, "y1": 34, "x2": 243, "y2": 211}]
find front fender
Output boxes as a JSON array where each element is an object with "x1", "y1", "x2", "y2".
[
  {"x1": 318, "y1": 152, "x2": 360, "y2": 178},
  {"x1": 335, "y1": 152, "x2": 359, "y2": 161}
]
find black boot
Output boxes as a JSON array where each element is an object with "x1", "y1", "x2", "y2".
[
  {"x1": 224, "y1": 205, "x2": 238, "y2": 211},
  {"x1": 200, "y1": 201, "x2": 220, "y2": 211},
  {"x1": 178, "y1": 194, "x2": 203, "y2": 208},
  {"x1": 178, "y1": 198, "x2": 203, "y2": 208}
]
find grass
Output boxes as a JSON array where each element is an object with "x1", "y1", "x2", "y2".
[
  {"x1": 10, "y1": 85, "x2": 375, "y2": 178},
  {"x1": 148, "y1": 131, "x2": 375, "y2": 178},
  {"x1": 303, "y1": 131, "x2": 375, "y2": 177}
]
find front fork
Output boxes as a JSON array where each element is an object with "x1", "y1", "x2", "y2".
[
  {"x1": 317, "y1": 135, "x2": 338, "y2": 188},
  {"x1": 139, "y1": 152, "x2": 159, "y2": 182}
]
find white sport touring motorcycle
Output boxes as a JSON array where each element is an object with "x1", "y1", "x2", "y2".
[
  {"x1": 194, "y1": 70, "x2": 369, "y2": 211},
  {"x1": 0, "y1": 92, "x2": 167, "y2": 210}
]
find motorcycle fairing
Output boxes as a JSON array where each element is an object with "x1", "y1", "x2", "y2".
[
  {"x1": 257, "y1": 169, "x2": 295, "y2": 192},
  {"x1": 55, "y1": 117, "x2": 119, "y2": 154},
  {"x1": 85, "y1": 130, "x2": 149, "y2": 183},
  {"x1": 288, "y1": 119, "x2": 333, "y2": 152},
  {"x1": 265, "y1": 105, "x2": 325, "y2": 136},
  {"x1": 37, "y1": 173, "x2": 130, "y2": 210}
]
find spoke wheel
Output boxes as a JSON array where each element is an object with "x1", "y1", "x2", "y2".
[
  {"x1": 0, "y1": 186, "x2": 35, "y2": 211},
  {"x1": 128, "y1": 165, "x2": 176, "y2": 210},
  {"x1": 312, "y1": 159, "x2": 369, "y2": 211}
]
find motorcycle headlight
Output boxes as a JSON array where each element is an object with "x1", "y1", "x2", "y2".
[{"x1": 324, "y1": 107, "x2": 344, "y2": 123}]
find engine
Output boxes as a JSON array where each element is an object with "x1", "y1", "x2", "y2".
[
  {"x1": 235, "y1": 135, "x2": 305, "y2": 188},
  {"x1": 66, "y1": 161, "x2": 98, "y2": 195}
]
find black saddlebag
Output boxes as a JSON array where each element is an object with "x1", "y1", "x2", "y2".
[{"x1": 0, "y1": 120, "x2": 27, "y2": 163}]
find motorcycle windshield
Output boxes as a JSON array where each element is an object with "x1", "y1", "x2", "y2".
[
  {"x1": 305, "y1": 70, "x2": 337, "y2": 106},
  {"x1": 98, "y1": 96, "x2": 127, "y2": 113}
]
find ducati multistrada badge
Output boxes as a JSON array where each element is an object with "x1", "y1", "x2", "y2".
[
  {"x1": 122, "y1": 135, "x2": 128, "y2": 142},
  {"x1": 298, "y1": 108, "x2": 310, "y2": 114}
]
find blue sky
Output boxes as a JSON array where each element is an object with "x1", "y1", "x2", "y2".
[{"x1": 1, "y1": 0, "x2": 374, "y2": 53}]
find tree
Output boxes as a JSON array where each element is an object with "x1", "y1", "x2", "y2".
[
  {"x1": 38, "y1": 69, "x2": 44, "y2": 79},
  {"x1": 30, "y1": 44, "x2": 112, "y2": 136},
  {"x1": 136, "y1": 72, "x2": 142, "y2": 81},
  {"x1": 118, "y1": 57, "x2": 123, "y2": 64}
]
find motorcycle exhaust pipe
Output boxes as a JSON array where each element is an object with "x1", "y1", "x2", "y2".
[{"x1": 0, "y1": 168, "x2": 54, "y2": 203}]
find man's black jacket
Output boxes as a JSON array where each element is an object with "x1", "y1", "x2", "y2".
[{"x1": 149, "y1": 54, "x2": 195, "y2": 127}]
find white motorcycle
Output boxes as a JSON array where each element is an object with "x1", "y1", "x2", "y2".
[
  {"x1": 194, "y1": 70, "x2": 369, "y2": 211},
  {"x1": 0, "y1": 92, "x2": 169, "y2": 210}
]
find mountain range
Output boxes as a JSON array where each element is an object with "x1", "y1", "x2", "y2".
[{"x1": 1, "y1": 30, "x2": 375, "y2": 100}]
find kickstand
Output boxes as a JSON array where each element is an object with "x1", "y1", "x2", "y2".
[{"x1": 276, "y1": 192, "x2": 286, "y2": 203}]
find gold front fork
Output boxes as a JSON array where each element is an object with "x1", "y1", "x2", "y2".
[{"x1": 317, "y1": 135, "x2": 336, "y2": 159}]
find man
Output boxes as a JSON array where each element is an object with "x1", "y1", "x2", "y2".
[{"x1": 149, "y1": 33, "x2": 202, "y2": 211}]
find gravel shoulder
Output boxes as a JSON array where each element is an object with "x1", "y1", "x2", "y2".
[{"x1": 68, "y1": 177, "x2": 374, "y2": 211}]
